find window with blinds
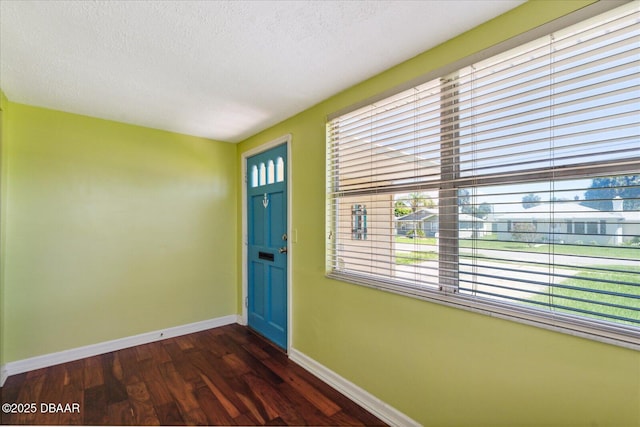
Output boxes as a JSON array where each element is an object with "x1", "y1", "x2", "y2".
[{"x1": 326, "y1": 2, "x2": 639, "y2": 347}]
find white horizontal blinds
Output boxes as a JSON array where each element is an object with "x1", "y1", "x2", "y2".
[
  {"x1": 327, "y1": 195, "x2": 444, "y2": 289},
  {"x1": 327, "y1": 80, "x2": 443, "y2": 196},
  {"x1": 327, "y1": 2, "x2": 640, "y2": 332},
  {"x1": 457, "y1": 3, "x2": 640, "y2": 327},
  {"x1": 327, "y1": 83, "x2": 445, "y2": 289},
  {"x1": 459, "y1": 177, "x2": 640, "y2": 326},
  {"x1": 454, "y1": 4, "x2": 640, "y2": 182}
]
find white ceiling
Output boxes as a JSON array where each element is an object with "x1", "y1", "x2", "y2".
[{"x1": 0, "y1": 0, "x2": 525, "y2": 143}]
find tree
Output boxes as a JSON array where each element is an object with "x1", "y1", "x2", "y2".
[
  {"x1": 459, "y1": 189, "x2": 493, "y2": 219},
  {"x1": 582, "y1": 175, "x2": 640, "y2": 211},
  {"x1": 522, "y1": 193, "x2": 541, "y2": 209},
  {"x1": 511, "y1": 222, "x2": 539, "y2": 247},
  {"x1": 408, "y1": 192, "x2": 434, "y2": 213},
  {"x1": 458, "y1": 189, "x2": 470, "y2": 212},
  {"x1": 474, "y1": 202, "x2": 492, "y2": 219},
  {"x1": 394, "y1": 201, "x2": 412, "y2": 217}
]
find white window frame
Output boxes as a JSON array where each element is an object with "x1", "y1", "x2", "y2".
[{"x1": 326, "y1": 0, "x2": 639, "y2": 350}]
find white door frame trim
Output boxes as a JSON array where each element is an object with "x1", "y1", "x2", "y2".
[{"x1": 240, "y1": 134, "x2": 293, "y2": 353}]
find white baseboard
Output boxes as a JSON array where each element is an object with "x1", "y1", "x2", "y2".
[
  {"x1": 289, "y1": 348, "x2": 421, "y2": 427},
  {"x1": 2, "y1": 319, "x2": 419, "y2": 427},
  {"x1": 0, "y1": 314, "x2": 239, "y2": 387}
]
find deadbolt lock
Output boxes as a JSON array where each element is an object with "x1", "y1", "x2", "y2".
[{"x1": 282, "y1": 233, "x2": 287, "y2": 241}]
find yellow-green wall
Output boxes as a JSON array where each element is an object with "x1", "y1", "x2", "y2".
[
  {"x1": 1, "y1": 0, "x2": 638, "y2": 425},
  {"x1": 2, "y1": 102, "x2": 237, "y2": 362},
  {"x1": 237, "y1": 1, "x2": 640, "y2": 426},
  {"x1": 0, "y1": 90, "x2": 8, "y2": 369}
]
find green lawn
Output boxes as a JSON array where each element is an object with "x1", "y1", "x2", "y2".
[
  {"x1": 460, "y1": 237, "x2": 640, "y2": 260},
  {"x1": 396, "y1": 251, "x2": 438, "y2": 265},
  {"x1": 395, "y1": 234, "x2": 640, "y2": 261},
  {"x1": 531, "y1": 266, "x2": 640, "y2": 326},
  {"x1": 395, "y1": 236, "x2": 437, "y2": 245},
  {"x1": 393, "y1": 234, "x2": 639, "y2": 326}
]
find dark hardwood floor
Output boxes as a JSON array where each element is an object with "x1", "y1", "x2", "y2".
[{"x1": 0, "y1": 324, "x2": 386, "y2": 426}]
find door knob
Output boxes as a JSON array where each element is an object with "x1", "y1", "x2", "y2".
[{"x1": 279, "y1": 246, "x2": 288, "y2": 254}]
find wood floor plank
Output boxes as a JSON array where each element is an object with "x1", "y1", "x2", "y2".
[
  {"x1": 154, "y1": 402, "x2": 185, "y2": 425},
  {"x1": 107, "y1": 400, "x2": 134, "y2": 425},
  {"x1": 264, "y1": 416, "x2": 288, "y2": 426},
  {"x1": 101, "y1": 353, "x2": 128, "y2": 405},
  {"x1": 118, "y1": 347, "x2": 143, "y2": 385},
  {"x1": 63, "y1": 360, "x2": 85, "y2": 389},
  {"x1": 0, "y1": 373, "x2": 27, "y2": 425},
  {"x1": 134, "y1": 343, "x2": 154, "y2": 362},
  {"x1": 243, "y1": 372, "x2": 305, "y2": 426},
  {"x1": 144, "y1": 378, "x2": 175, "y2": 408},
  {"x1": 133, "y1": 359, "x2": 176, "y2": 409},
  {"x1": 235, "y1": 390, "x2": 267, "y2": 425},
  {"x1": 83, "y1": 356, "x2": 104, "y2": 389},
  {"x1": 225, "y1": 324, "x2": 255, "y2": 345},
  {"x1": 198, "y1": 372, "x2": 241, "y2": 419},
  {"x1": 156, "y1": 362, "x2": 207, "y2": 425},
  {"x1": 126, "y1": 382, "x2": 161, "y2": 425},
  {"x1": 331, "y1": 410, "x2": 375, "y2": 426},
  {"x1": 222, "y1": 352, "x2": 252, "y2": 376},
  {"x1": 162, "y1": 340, "x2": 186, "y2": 362},
  {"x1": 111, "y1": 352, "x2": 124, "y2": 382},
  {"x1": 331, "y1": 401, "x2": 388, "y2": 426},
  {"x1": 232, "y1": 412, "x2": 260, "y2": 426},
  {"x1": 281, "y1": 358, "x2": 387, "y2": 425},
  {"x1": 173, "y1": 359, "x2": 201, "y2": 386},
  {"x1": 206, "y1": 326, "x2": 227, "y2": 337},
  {"x1": 175, "y1": 335, "x2": 195, "y2": 351},
  {"x1": 25, "y1": 368, "x2": 48, "y2": 379},
  {"x1": 193, "y1": 386, "x2": 235, "y2": 426},
  {"x1": 13, "y1": 371, "x2": 46, "y2": 425},
  {"x1": 219, "y1": 334, "x2": 285, "y2": 386},
  {"x1": 34, "y1": 364, "x2": 66, "y2": 424},
  {"x1": 59, "y1": 381, "x2": 84, "y2": 426},
  {"x1": 181, "y1": 407, "x2": 209, "y2": 426},
  {"x1": 204, "y1": 350, "x2": 275, "y2": 417},
  {"x1": 277, "y1": 381, "x2": 337, "y2": 426},
  {"x1": 55, "y1": 361, "x2": 85, "y2": 426},
  {"x1": 187, "y1": 351, "x2": 248, "y2": 414},
  {"x1": 198, "y1": 331, "x2": 232, "y2": 358},
  {"x1": 261, "y1": 356, "x2": 341, "y2": 417},
  {"x1": 147, "y1": 341, "x2": 172, "y2": 364},
  {"x1": 242, "y1": 341, "x2": 272, "y2": 360},
  {"x1": 2, "y1": 324, "x2": 387, "y2": 426},
  {"x1": 83, "y1": 385, "x2": 108, "y2": 425},
  {"x1": 2, "y1": 372, "x2": 27, "y2": 400}
]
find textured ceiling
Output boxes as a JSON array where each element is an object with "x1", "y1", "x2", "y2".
[{"x1": 0, "y1": 0, "x2": 525, "y2": 143}]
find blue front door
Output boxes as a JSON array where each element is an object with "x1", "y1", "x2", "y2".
[{"x1": 247, "y1": 144, "x2": 287, "y2": 349}]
